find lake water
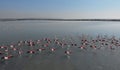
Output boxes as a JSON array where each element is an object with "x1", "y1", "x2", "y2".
[
  {"x1": 0, "y1": 21, "x2": 120, "y2": 41},
  {"x1": 0, "y1": 21, "x2": 120, "y2": 70}
]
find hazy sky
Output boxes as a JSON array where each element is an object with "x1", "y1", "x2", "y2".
[{"x1": 0, "y1": 0, "x2": 120, "y2": 19}]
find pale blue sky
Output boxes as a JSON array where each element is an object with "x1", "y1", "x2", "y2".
[{"x1": 0, "y1": 0, "x2": 120, "y2": 19}]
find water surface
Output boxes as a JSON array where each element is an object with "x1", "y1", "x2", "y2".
[{"x1": 0, "y1": 21, "x2": 120, "y2": 70}]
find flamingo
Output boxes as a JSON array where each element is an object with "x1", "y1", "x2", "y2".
[
  {"x1": 27, "y1": 50, "x2": 35, "y2": 54},
  {"x1": 65, "y1": 50, "x2": 72, "y2": 55},
  {"x1": 51, "y1": 48, "x2": 56, "y2": 52},
  {"x1": 1, "y1": 55, "x2": 13, "y2": 60}
]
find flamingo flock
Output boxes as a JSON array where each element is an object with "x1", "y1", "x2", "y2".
[{"x1": 0, "y1": 35, "x2": 120, "y2": 61}]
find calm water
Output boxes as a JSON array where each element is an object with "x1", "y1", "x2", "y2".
[
  {"x1": 0, "y1": 21, "x2": 120, "y2": 70},
  {"x1": 0, "y1": 21, "x2": 120, "y2": 41}
]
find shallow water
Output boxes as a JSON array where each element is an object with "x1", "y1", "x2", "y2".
[{"x1": 0, "y1": 21, "x2": 120, "y2": 70}]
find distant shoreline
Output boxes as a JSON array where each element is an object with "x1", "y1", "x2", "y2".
[{"x1": 1, "y1": 18, "x2": 120, "y2": 21}]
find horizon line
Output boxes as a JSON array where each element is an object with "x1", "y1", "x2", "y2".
[{"x1": 1, "y1": 18, "x2": 120, "y2": 21}]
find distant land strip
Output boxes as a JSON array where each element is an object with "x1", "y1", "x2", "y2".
[{"x1": 1, "y1": 18, "x2": 120, "y2": 21}]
